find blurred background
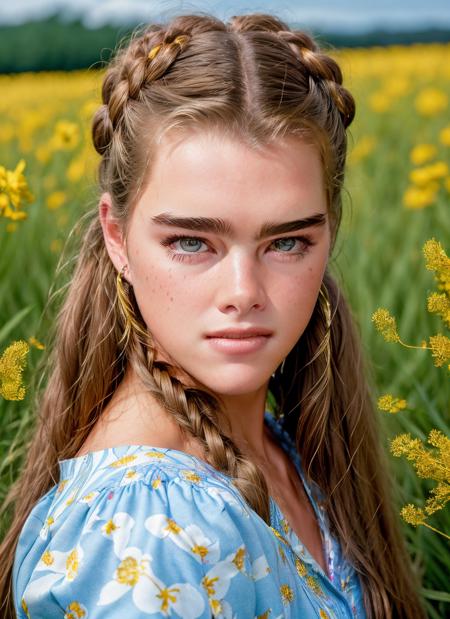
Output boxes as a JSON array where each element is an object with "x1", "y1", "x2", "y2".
[
  {"x1": 1, "y1": 0, "x2": 450, "y2": 72},
  {"x1": 0, "y1": 2, "x2": 449, "y2": 616}
]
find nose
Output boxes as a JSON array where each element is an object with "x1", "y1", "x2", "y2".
[{"x1": 216, "y1": 249, "x2": 267, "y2": 315}]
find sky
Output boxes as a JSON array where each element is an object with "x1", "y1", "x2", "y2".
[{"x1": 1, "y1": 0, "x2": 450, "y2": 32}]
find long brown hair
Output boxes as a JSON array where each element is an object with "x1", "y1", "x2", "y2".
[{"x1": 0, "y1": 13, "x2": 426, "y2": 618}]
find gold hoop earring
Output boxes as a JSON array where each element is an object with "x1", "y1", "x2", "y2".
[{"x1": 116, "y1": 266, "x2": 149, "y2": 346}]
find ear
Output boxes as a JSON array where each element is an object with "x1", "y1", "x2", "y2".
[{"x1": 98, "y1": 192, "x2": 130, "y2": 282}]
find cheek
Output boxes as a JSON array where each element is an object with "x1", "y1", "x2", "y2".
[
  {"x1": 133, "y1": 257, "x2": 203, "y2": 317},
  {"x1": 277, "y1": 263, "x2": 325, "y2": 306}
]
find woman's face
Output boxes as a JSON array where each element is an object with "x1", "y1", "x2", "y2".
[{"x1": 103, "y1": 130, "x2": 331, "y2": 398}]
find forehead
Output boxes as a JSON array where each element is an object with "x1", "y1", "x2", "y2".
[{"x1": 137, "y1": 129, "x2": 327, "y2": 221}]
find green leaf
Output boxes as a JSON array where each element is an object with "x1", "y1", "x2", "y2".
[
  {"x1": 421, "y1": 588, "x2": 450, "y2": 602},
  {"x1": 0, "y1": 306, "x2": 34, "y2": 345}
]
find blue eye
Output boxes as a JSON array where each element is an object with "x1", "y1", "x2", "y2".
[
  {"x1": 160, "y1": 234, "x2": 315, "y2": 263},
  {"x1": 177, "y1": 237, "x2": 205, "y2": 252},
  {"x1": 273, "y1": 238, "x2": 297, "y2": 252}
]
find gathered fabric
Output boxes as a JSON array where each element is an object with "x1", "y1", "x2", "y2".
[{"x1": 13, "y1": 411, "x2": 365, "y2": 618}]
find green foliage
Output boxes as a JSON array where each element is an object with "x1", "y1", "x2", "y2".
[{"x1": 0, "y1": 16, "x2": 133, "y2": 73}]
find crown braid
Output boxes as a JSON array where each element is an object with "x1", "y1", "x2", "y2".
[
  {"x1": 277, "y1": 31, "x2": 355, "y2": 128},
  {"x1": 92, "y1": 15, "x2": 231, "y2": 156},
  {"x1": 92, "y1": 30, "x2": 189, "y2": 155},
  {"x1": 229, "y1": 14, "x2": 354, "y2": 128}
]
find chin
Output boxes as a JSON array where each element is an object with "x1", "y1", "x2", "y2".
[{"x1": 193, "y1": 372, "x2": 270, "y2": 397}]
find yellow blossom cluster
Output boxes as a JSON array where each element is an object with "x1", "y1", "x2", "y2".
[
  {"x1": 414, "y1": 88, "x2": 448, "y2": 117},
  {"x1": 423, "y1": 238, "x2": 450, "y2": 296},
  {"x1": 0, "y1": 340, "x2": 30, "y2": 401},
  {"x1": 377, "y1": 394, "x2": 407, "y2": 413},
  {"x1": 372, "y1": 308, "x2": 450, "y2": 369},
  {"x1": 367, "y1": 76, "x2": 411, "y2": 113},
  {"x1": 373, "y1": 237, "x2": 450, "y2": 539},
  {"x1": 390, "y1": 431, "x2": 450, "y2": 538},
  {"x1": 371, "y1": 309, "x2": 400, "y2": 343},
  {"x1": 0, "y1": 159, "x2": 34, "y2": 221},
  {"x1": 403, "y1": 134, "x2": 450, "y2": 209},
  {"x1": 0, "y1": 71, "x2": 101, "y2": 238}
]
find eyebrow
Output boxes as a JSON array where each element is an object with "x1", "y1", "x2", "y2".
[{"x1": 151, "y1": 212, "x2": 327, "y2": 241}]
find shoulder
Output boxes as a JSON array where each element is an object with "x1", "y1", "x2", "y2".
[{"x1": 15, "y1": 465, "x2": 276, "y2": 619}]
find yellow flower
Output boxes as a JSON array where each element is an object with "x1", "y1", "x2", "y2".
[
  {"x1": 415, "y1": 88, "x2": 448, "y2": 116},
  {"x1": 0, "y1": 340, "x2": 30, "y2": 400},
  {"x1": 383, "y1": 76, "x2": 410, "y2": 98},
  {"x1": 66, "y1": 156, "x2": 86, "y2": 183},
  {"x1": 0, "y1": 159, "x2": 34, "y2": 221},
  {"x1": 368, "y1": 91, "x2": 391, "y2": 113},
  {"x1": 371, "y1": 308, "x2": 400, "y2": 342},
  {"x1": 46, "y1": 190, "x2": 67, "y2": 210},
  {"x1": 409, "y1": 162, "x2": 448, "y2": 186},
  {"x1": 423, "y1": 238, "x2": 450, "y2": 273},
  {"x1": 390, "y1": 433, "x2": 418, "y2": 458},
  {"x1": 424, "y1": 482, "x2": 450, "y2": 516},
  {"x1": 427, "y1": 292, "x2": 450, "y2": 328},
  {"x1": 50, "y1": 120, "x2": 80, "y2": 151},
  {"x1": 390, "y1": 432, "x2": 447, "y2": 482},
  {"x1": 410, "y1": 144, "x2": 437, "y2": 166},
  {"x1": 439, "y1": 125, "x2": 450, "y2": 146},
  {"x1": 28, "y1": 336, "x2": 45, "y2": 350},
  {"x1": 427, "y1": 429, "x2": 450, "y2": 451},
  {"x1": 377, "y1": 394, "x2": 407, "y2": 413},
  {"x1": 402, "y1": 184, "x2": 438, "y2": 209},
  {"x1": 428, "y1": 334, "x2": 450, "y2": 368},
  {"x1": 400, "y1": 504, "x2": 426, "y2": 526}
]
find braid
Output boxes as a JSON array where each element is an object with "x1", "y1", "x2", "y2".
[
  {"x1": 229, "y1": 14, "x2": 355, "y2": 128},
  {"x1": 122, "y1": 298, "x2": 271, "y2": 521},
  {"x1": 92, "y1": 14, "x2": 228, "y2": 157},
  {"x1": 276, "y1": 30, "x2": 355, "y2": 128},
  {"x1": 92, "y1": 30, "x2": 189, "y2": 155}
]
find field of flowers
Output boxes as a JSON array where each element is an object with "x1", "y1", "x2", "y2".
[{"x1": 0, "y1": 42, "x2": 449, "y2": 615}]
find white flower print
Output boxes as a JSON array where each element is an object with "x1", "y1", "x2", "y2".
[
  {"x1": 145, "y1": 514, "x2": 221, "y2": 564},
  {"x1": 97, "y1": 546, "x2": 205, "y2": 618},
  {"x1": 23, "y1": 544, "x2": 84, "y2": 605},
  {"x1": 250, "y1": 554, "x2": 271, "y2": 581},
  {"x1": 100, "y1": 511, "x2": 135, "y2": 558}
]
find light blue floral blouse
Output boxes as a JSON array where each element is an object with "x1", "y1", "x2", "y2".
[{"x1": 13, "y1": 411, "x2": 366, "y2": 618}]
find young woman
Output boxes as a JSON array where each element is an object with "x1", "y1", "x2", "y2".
[{"x1": 1, "y1": 12, "x2": 426, "y2": 619}]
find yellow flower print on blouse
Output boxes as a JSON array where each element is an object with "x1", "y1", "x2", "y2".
[{"x1": 64, "y1": 600, "x2": 88, "y2": 618}]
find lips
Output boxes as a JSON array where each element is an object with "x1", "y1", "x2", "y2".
[{"x1": 205, "y1": 328, "x2": 273, "y2": 339}]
